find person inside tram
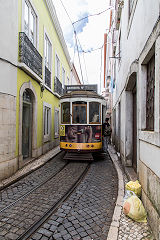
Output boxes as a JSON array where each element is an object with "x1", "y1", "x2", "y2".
[{"x1": 92, "y1": 112, "x2": 99, "y2": 123}]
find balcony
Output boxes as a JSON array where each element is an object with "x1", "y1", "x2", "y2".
[
  {"x1": 54, "y1": 77, "x2": 64, "y2": 96},
  {"x1": 19, "y1": 32, "x2": 42, "y2": 79},
  {"x1": 45, "y1": 66, "x2": 51, "y2": 88}
]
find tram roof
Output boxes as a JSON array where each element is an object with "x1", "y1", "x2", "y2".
[{"x1": 60, "y1": 90, "x2": 104, "y2": 100}]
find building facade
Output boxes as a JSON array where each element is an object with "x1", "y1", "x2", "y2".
[
  {"x1": 0, "y1": 0, "x2": 72, "y2": 181},
  {"x1": 105, "y1": 0, "x2": 160, "y2": 239}
]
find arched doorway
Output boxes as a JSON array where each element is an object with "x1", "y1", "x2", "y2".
[
  {"x1": 22, "y1": 89, "x2": 32, "y2": 159},
  {"x1": 19, "y1": 81, "x2": 37, "y2": 167}
]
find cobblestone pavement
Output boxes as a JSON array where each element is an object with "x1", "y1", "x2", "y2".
[
  {"x1": 0, "y1": 161, "x2": 88, "y2": 239},
  {"x1": 108, "y1": 145, "x2": 155, "y2": 240},
  {"x1": 30, "y1": 153, "x2": 118, "y2": 240},
  {"x1": 0, "y1": 151, "x2": 66, "y2": 211}
]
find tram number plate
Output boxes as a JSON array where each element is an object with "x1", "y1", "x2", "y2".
[{"x1": 60, "y1": 125, "x2": 65, "y2": 136}]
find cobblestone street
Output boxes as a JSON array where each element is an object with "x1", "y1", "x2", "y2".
[
  {"x1": 0, "y1": 151, "x2": 118, "y2": 240},
  {"x1": 31, "y1": 153, "x2": 118, "y2": 240}
]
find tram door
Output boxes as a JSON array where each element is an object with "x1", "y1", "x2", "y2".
[{"x1": 22, "y1": 90, "x2": 32, "y2": 159}]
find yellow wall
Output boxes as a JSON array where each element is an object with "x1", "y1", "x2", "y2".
[{"x1": 16, "y1": 0, "x2": 71, "y2": 155}]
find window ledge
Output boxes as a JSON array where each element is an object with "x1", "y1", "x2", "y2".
[
  {"x1": 44, "y1": 135, "x2": 51, "y2": 143},
  {"x1": 44, "y1": 84, "x2": 61, "y2": 99},
  {"x1": 139, "y1": 130, "x2": 160, "y2": 147},
  {"x1": 54, "y1": 134, "x2": 59, "y2": 139},
  {"x1": 18, "y1": 62, "x2": 42, "y2": 83}
]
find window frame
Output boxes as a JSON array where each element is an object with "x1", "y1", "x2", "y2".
[
  {"x1": 89, "y1": 102, "x2": 101, "y2": 124},
  {"x1": 62, "y1": 67, "x2": 65, "y2": 89},
  {"x1": 54, "y1": 107, "x2": 59, "y2": 138},
  {"x1": 43, "y1": 102, "x2": 52, "y2": 142},
  {"x1": 43, "y1": 29, "x2": 52, "y2": 89},
  {"x1": 72, "y1": 102, "x2": 87, "y2": 124},
  {"x1": 55, "y1": 53, "x2": 60, "y2": 80},
  {"x1": 22, "y1": 0, "x2": 38, "y2": 47},
  {"x1": 61, "y1": 102, "x2": 71, "y2": 124},
  {"x1": 146, "y1": 54, "x2": 155, "y2": 131}
]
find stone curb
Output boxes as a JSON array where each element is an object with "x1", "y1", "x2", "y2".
[
  {"x1": 0, "y1": 146, "x2": 61, "y2": 190},
  {"x1": 107, "y1": 145, "x2": 125, "y2": 240}
]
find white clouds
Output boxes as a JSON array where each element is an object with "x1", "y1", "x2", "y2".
[{"x1": 53, "y1": 0, "x2": 110, "y2": 93}]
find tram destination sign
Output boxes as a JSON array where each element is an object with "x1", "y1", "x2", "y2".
[{"x1": 64, "y1": 84, "x2": 97, "y2": 93}]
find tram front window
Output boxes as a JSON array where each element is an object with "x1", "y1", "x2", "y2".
[
  {"x1": 89, "y1": 102, "x2": 100, "y2": 123},
  {"x1": 61, "y1": 102, "x2": 70, "y2": 123},
  {"x1": 72, "y1": 102, "x2": 87, "y2": 124}
]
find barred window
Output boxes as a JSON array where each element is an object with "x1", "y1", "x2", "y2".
[{"x1": 146, "y1": 55, "x2": 155, "y2": 131}]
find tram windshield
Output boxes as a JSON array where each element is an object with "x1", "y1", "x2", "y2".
[
  {"x1": 72, "y1": 102, "x2": 87, "y2": 124},
  {"x1": 61, "y1": 102, "x2": 70, "y2": 123},
  {"x1": 89, "y1": 102, "x2": 101, "y2": 123}
]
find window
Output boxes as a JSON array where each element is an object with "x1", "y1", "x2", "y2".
[
  {"x1": 67, "y1": 77, "x2": 70, "y2": 85},
  {"x1": 54, "y1": 108, "x2": 59, "y2": 137},
  {"x1": 146, "y1": 55, "x2": 155, "y2": 131},
  {"x1": 61, "y1": 102, "x2": 70, "y2": 123},
  {"x1": 119, "y1": 30, "x2": 121, "y2": 61},
  {"x1": 24, "y1": 0, "x2": 37, "y2": 45},
  {"x1": 45, "y1": 35, "x2": 51, "y2": 70},
  {"x1": 72, "y1": 102, "x2": 87, "y2": 124},
  {"x1": 62, "y1": 67, "x2": 65, "y2": 88},
  {"x1": 89, "y1": 102, "x2": 101, "y2": 124},
  {"x1": 43, "y1": 103, "x2": 51, "y2": 141},
  {"x1": 129, "y1": 0, "x2": 134, "y2": 17},
  {"x1": 44, "y1": 34, "x2": 51, "y2": 88},
  {"x1": 55, "y1": 54, "x2": 60, "y2": 80}
]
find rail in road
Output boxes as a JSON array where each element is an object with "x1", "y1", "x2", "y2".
[{"x1": 0, "y1": 153, "x2": 90, "y2": 240}]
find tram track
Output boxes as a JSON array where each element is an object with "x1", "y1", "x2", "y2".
[
  {"x1": 0, "y1": 151, "x2": 66, "y2": 211},
  {"x1": 17, "y1": 163, "x2": 90, "y2": 240},
  {"x1": 0, "y1": 161, "x2": 90, "y2": 240},
  {"x1": 0, "y1": 162, "x2": 69, "y2": 214}
]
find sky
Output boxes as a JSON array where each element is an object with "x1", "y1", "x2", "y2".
[{"x1": 53, "y1": 0, "x2": 110, "y2": 93}]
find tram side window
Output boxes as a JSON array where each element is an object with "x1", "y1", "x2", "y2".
[
  {"x1": 61, "y1": 102, "x2": 70, "y2": 123},
  {"x1": 89, "y1": 102, "x2": 100, "y2": 123},
  {"x1": 72, "y1": 102, "x2": 87, "y2": 124}
]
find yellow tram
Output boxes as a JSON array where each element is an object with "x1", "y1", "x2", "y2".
[{"x1": 60, "y1": 85, "x2": 106, "y2": 153}]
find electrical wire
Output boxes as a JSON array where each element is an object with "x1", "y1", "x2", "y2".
[
  {"x1": 74, "y1": 31, "x2": 84, "y2": 84},
  {"x1": 59, "y1": 0, "x2": 85, "y2": 84},
  {"x1": 72, "y1": 7, "x2": 113, "y2": 25}
]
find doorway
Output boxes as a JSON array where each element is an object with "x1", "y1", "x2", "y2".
[{"x1": 22, "y1": 90, "x2": 32, "y2": 159}]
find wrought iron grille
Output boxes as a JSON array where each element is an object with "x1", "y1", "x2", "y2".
[
  {"x1": 54, "y1": 76, "x2": 64, "y2": 96},
  {"x1": 45, "y1": 66, "x2": 51, "y2": 88},
  {"x1": 19, "y1": 32, "x2": 42, "y2": 78},
  {"x1": 146, "y1": 55, "x2": 155, "y2": 131}
]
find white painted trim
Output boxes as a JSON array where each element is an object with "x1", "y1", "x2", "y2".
[
  {"x1": 19, "y1": 81, "x2": 37, "y2": 167},
  {"x1": 43, "y1": 101, "x2": 52, "y2": 143},
  {"x1": 43, "y1": 27, "x2": 53, "y2": 90},
  {"x1": 62, "y1": 65, "x2": 66, "y2": 88},
  {"x1": 18, "y1": 62, "x2": 42, "y2": 82},
  {"x1": 55, "y1": 51, "x2": 60, "y2": 81},
  {"x1": 21, "y1": 0, "x2": 39, "y2": 49},
  {"x1": 60, "y1": 97, "x2": 106, "y2": 105},
  {"x1": 54, "y1": 107, "x2": 59, "y2": 138}
]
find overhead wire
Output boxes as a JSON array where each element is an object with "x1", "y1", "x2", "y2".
[
  {"x1": 72, "y1": 7, "x2": 113, "y2": 25},
  {"x1": 59, "y1": 0, "x2": 85, "y2": 84},
  {"x1": 58, "y1": 0, "x2": 113, "y2": 86}
]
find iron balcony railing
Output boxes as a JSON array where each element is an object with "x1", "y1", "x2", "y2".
[
  {"x1": 54, "y1": 76, "x2": 64, "y2": 96},
  {"x1": 19, "y1": 32, "x2": 42, "y2": 78},
  {"x1": 45, "y1": 66, "x2": 51, "y2": 89}
]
